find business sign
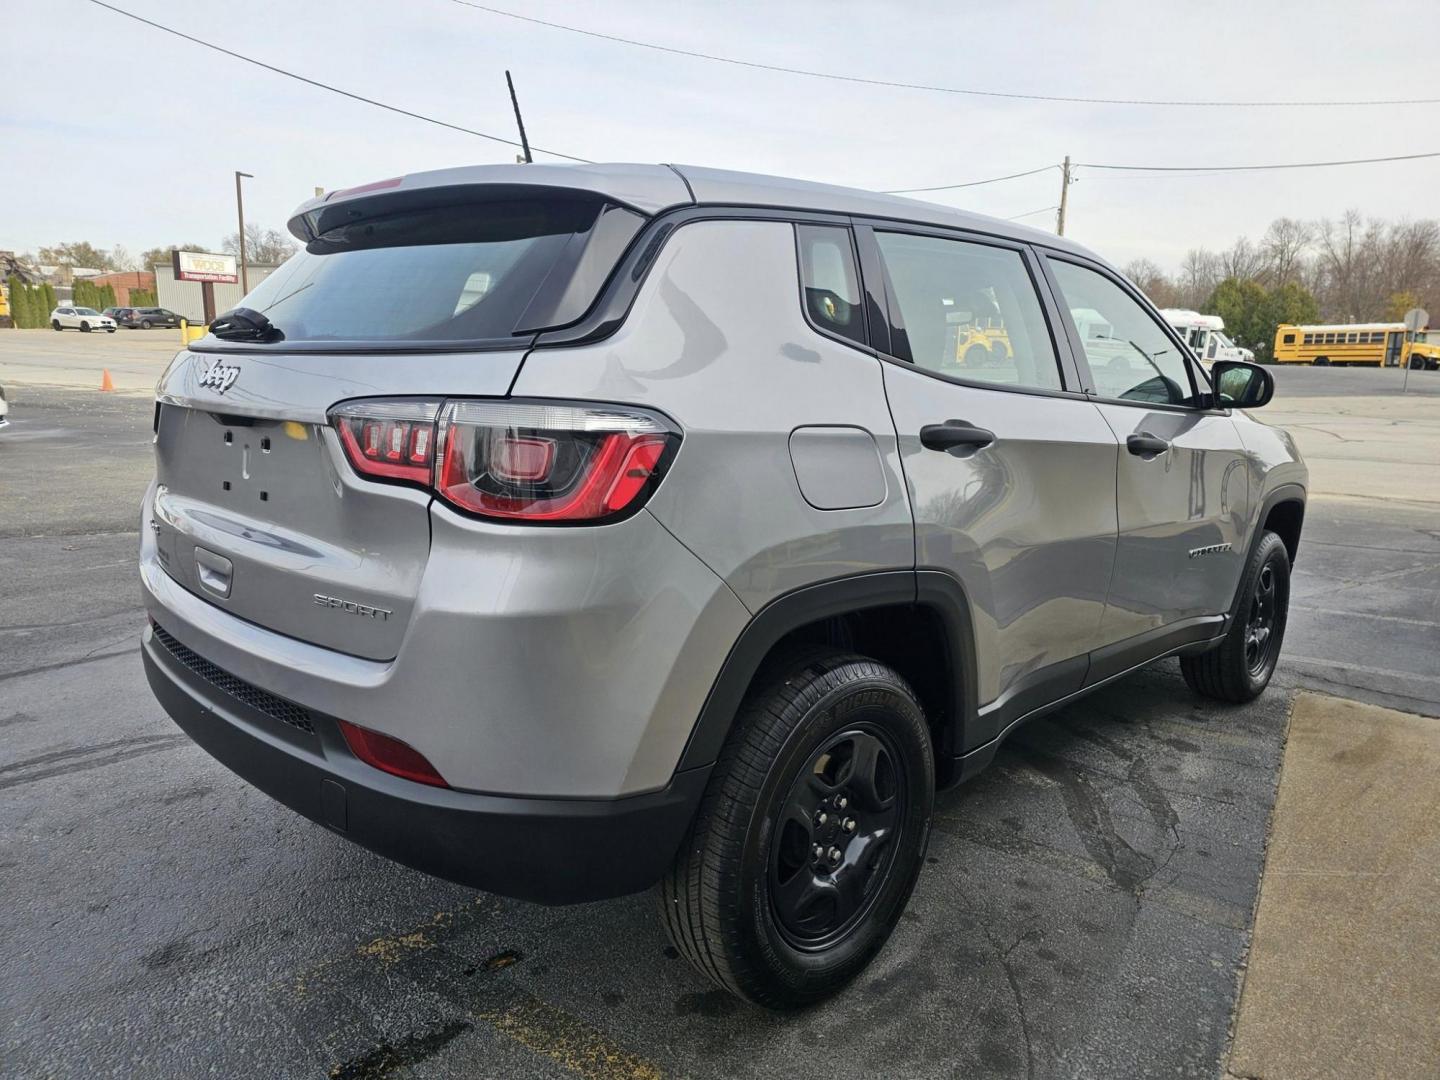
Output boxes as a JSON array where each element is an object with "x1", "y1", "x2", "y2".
[{"x1": 172, "y1": 249, "x2": 238, "y2": 284}]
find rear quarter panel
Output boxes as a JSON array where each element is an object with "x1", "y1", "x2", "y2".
[{"x1": 511, "y1": 218, "x2": 915, "y2": 612}]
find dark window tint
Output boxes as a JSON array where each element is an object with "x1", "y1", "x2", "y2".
[
  {"x1": 230, "y1": 198, "x2": 641, "y2": 346},
  {"x1": 1048, "y1": 260, "x2": 1194, "y2": 406},
  {"x1": 1283, "y1": 333, "x2": 1296, "y2": 344},
  {"x1": 875, "y1": 232, "x2": 1062, "y2": 391},
  {"x1": 796, "y1": 225, "x2": 865, "y2": 346}
]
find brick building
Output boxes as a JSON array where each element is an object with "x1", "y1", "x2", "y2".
[{"x1": 80, "y1": 270, "x2": 156, "y2": 306}]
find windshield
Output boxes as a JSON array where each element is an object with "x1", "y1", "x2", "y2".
[
  {"x1": 226, "y1": 197, "x2": 637, "y2": 346},
  {"x1": 1215, "y1": 331, "x2": 1235, "y2": 348},
  {"x1": 74, "y1": 308, "x2": 100, "y2": 316}
]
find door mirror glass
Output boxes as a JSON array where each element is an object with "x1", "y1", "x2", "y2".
[{"x1": 1211, "y1": 360, "x2": 1273, "y2": 408}]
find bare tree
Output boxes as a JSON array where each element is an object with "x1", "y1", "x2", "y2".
[
  {"x1": 1260, "y1": 218, "x2": 1312, "y2": 285},
  {"x1": 1177, "y1": 248, "x2": 1221, "y2": 309},
  {"x1": 1315, "y1": 210, "x2": 1386, "y2": 323},
  {"x1": 1219, "y1": 237, "x2": 1267, "y2": 283},
  {"x1": 1121, "y1": 258, "x2": 1178, "y2": 306},
  {"x1": 222, "y1": 224, "x2": 297, "y2": 265}
]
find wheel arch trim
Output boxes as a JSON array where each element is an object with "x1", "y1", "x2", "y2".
[
  {"x1": 1234, "y1": 483, "x2": 1306, "y2": 621},
  {"x1": 675, "y1": 570, "x2": 979, "y2": 773}
]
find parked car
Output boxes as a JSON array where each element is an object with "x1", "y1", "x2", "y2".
[
  {"x1": 120, "y1": 306, "x2": 183, "y2": 330},
  {"x1": 103, "y1": 306, "x2": 126, "y2": 321},
  {"x1": 139, "y1": 163, "x2": 1307, "y2": 1009},
  {"x1": 50, "y1": 305, "x2": 116, "y2": 332},
  {"x1": 0, "y1": 380, "x2": 9, "y2": 430}
]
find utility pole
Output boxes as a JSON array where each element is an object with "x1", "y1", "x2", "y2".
[
  {"x1": 1056, "y1": 156, "x2": 1072, "y2": 237},
  {"x1": 234, "y1": 171, "x2": 254, "y2": 293},
  {"x1": 506, "y1": 70, "x2": 532, "y2": 163}
]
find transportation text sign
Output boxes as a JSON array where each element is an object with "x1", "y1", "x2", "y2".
[{"x1": 172, "y1": 250, "x2": 238, "y2": 284}]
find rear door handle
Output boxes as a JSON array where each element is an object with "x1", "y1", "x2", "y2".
[
  {"x1": 1126, "y1": 431, "x2": 1171, "y2": 457},
  {"x1": 920, "y1": 420, "x2": 996, "y2": 455}
]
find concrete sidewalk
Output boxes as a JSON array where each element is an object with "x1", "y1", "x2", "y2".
[{"x1": 1227, "y1": 692, "x2": 1440, "y2": 1079}]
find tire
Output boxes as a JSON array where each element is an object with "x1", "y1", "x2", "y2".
[
  {"x1": 80, "y1": 322, "x2": 91, "y2": 333},
  {"x1": 659, "y1": 648, "x2": 934, "y2": 1009},
  {"x1": 51, "y1": 320, "x2": 61, "y2": 331},
  {"x1": 141, "y1": 319, "x2": 152, "y2": 329},
  {"x1": 1313, "y1": 356, "x2": 1329, "y2": 366},
  {"x1": 964, "y1": 344, "x2": 989, "y2": 367},
  {"x1": 1181, "y1": 530, "x2": 1290, "y2": 703}
]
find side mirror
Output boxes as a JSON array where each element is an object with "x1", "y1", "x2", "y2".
[{"x1": 1211, "y1": 360, "x2": 1273, "y2": 409}]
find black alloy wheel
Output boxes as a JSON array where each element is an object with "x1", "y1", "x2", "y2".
[
  {"x1": 769, "y1": 725, "x2": 906, "y2": 950},
  {"x1": 1244, "y1": 562, "x2": 1279, "y2": 676}
]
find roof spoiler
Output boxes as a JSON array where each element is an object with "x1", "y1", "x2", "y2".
[{"x1": 287, "y1": 163, "x2": 694, "y2": 244}]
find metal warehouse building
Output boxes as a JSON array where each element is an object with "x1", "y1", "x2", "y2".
[{"x1": 153, "y1": 261, "x2": 280, "y2": 324}]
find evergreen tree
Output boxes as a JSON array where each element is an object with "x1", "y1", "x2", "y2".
[
  {"x1": 12, "y1": 279, "x2": 35, "y2": 328},
  {"x1": 29, "y1": 285, "x2": 47, "y2": 327},
  {"x1": 43, "y1": 283, "x2": 57, "y2": 314}
]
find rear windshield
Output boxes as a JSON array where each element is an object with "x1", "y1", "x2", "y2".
[{"x1": 224, "y1": 197, "x2": 642, "y2": 347}]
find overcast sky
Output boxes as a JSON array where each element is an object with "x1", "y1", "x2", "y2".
[{"x1": 4, "y1": 0, "x2": 1439, "y2": 272}]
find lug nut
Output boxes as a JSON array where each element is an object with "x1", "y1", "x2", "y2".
[
  {"x1": 844, "y1": 818, "x2": 856, "y2": 833},
  {"x1": 813, "y1": 844, "x2": 824, "y2": 858},
  {"x1": 828, "y1": 846, "x2": 842, "y2": 861},
  {"x1": 816, "y1": 812, "x2": 828, "y2": 825},
  {"x1": 836, "y1": 796, "x2": 848, "y2": 810}
]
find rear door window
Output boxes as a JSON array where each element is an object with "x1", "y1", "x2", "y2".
[
  {"x1": 227, "y1": 198, "x2": 643, "y2": 347},
  {"x1": 874, "y1": 231, "x2": 1063, "y2": 391}
]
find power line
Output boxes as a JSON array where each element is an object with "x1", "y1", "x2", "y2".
[
  {"x1": 890, "y1": 149, "x2": 1440, "y2": 198},
  {"x1": 1004, "y1": 205, "x2": 1059, "y2": 222},
  {"x1": 883, "y1": 165, "x2": 1057, "y2": 194},
  {"x1": 448, "y1": 0, "x2": 1440, "y2": 109},
  {"x1": 85, "y1": 0, "x2": 593, "y2": 163},
  {"x1": 1078, "y1": 150, "x2": 1440, "y2": 172}
]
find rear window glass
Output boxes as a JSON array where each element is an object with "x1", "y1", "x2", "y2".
[{"x1": 227, "y1": 198, "x2": 640, "y2": 346}]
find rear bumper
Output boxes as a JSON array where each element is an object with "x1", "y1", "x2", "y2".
[{"x1": 143, "y1": 623, "x2": 710, "y2": 904}]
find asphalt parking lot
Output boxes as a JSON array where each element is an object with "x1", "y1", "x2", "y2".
[{"x1": 2, "y1": 331, "x2": 1437, "y2": 1078}]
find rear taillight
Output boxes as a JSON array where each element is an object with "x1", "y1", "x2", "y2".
[
  {"x1": 331, "y1": 399, "x2": 441, "y2": 484},
  {"x1": 328, "y1": 398, "x2": 679, "y2": 524},
  {"x1": 337, "y1": 719, "x2": 449, "y2": 787},
  {"x1": 436, "y1": 401, "x2": 676, "y2": 522}
]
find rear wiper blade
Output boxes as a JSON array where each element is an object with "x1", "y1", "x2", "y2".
[{"x1": 210, "y1": 307, "x2": 284, "y2": 343}]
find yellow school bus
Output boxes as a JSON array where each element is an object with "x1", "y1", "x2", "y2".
[
  {"x1": 1273, "y1": 323, "x2": 1406, "y2": 366},
  {"x1": 1273, "y1": 323, "x2": 1440, "y2": 368}
]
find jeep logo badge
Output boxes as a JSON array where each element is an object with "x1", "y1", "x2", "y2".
[{"x1": 198, "y1": 363, "x2": 241, "y2": 395}]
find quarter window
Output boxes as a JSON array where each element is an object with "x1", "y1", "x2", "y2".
[
  {"x1": 1048, "y1": 259, "x2": 1194, "y2": 406},
  {"x1": 874, "y1": 232, "x2": 1062, "y2": 391},
  {"x1": 796, "y1": 224, "x2": 866, "y2": 346}
]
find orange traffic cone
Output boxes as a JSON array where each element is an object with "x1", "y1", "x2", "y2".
[{"x1": 100, "y1": 369, "x2": 115, "y2": 392}]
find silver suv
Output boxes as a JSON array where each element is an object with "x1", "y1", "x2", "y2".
[{"x1": 140, "y1": 163, "x2": 1306, "y2": 1008}]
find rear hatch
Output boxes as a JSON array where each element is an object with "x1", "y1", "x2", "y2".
[{"x1": 150, "y1": 182, "x2": 652, "y2": 660}]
